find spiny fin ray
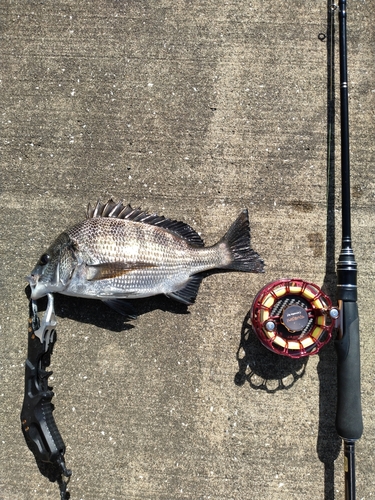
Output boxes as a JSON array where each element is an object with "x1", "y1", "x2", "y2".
[{"x1": 87, "y1": 199, "x2": 204, "y2": 247}]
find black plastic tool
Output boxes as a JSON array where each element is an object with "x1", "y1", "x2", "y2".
[{"x1": 21, "y1": 295, "x2": 71, "y2": 500}]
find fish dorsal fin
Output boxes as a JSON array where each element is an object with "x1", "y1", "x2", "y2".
[{"x1": 87, "y1": 199, "x2": 205, "y2": 247}]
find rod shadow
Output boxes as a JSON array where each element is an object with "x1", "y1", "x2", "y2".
[
  {"x1": 234, "y1": 5, "x2": 341, "y2": 498},
  {"x1": 317, "y1": 4, "x2": 342, "y2": 499}
]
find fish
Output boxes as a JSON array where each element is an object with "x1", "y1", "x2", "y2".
[{"x1": 26, "y1": 199, "x2": 264, "y2": 313}]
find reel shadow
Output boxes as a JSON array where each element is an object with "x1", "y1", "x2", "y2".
[{"x1": 234, "y1": 310, "x2": 308, "y2": 393}]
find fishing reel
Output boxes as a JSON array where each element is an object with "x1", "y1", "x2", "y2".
[{"x1": 251, "y1": 279, "x2": 339, "y2": 358}]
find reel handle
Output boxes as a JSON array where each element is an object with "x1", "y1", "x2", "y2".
[{"x1": 335, "y1": 300, "x2": 363, "y2": 440}]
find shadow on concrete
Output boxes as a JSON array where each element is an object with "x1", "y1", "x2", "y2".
[
  {"x1": 25, "y1": 286, "x2": 189, "y2": 332},
  {"x1": 317, "y1": 4, "x2": 342, "y2": 499},
  {"x1": 25, "y1": 270, "x2": 242, "y2": 332},
  {"x1": 234, "y1": 310, "x2": 308, "y2": 393},
  {"x1": 55, "y1": 294, "x2": 190, "y2": 331},
  {"x1": 234, "y1": 5, "x2": 342, "y2": 498}
]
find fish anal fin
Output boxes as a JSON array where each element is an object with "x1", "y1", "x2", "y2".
[
  {"x1": 166, "y1": 274, "x2": 203, "y2": 305},
  {"x1": 86, "y1": 262, "x2": 155, "y2": 281}
]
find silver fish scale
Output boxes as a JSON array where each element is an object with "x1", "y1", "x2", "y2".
[
  {"x1": 27, "y1": 203, "x2": 263, "y2": 303},
  {"x1": 65, "y1": 217, "x2": 225, "y2": 298}
]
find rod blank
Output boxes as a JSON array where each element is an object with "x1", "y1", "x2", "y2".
[{"x1": 335, "y1": 1, "x2": 363, "y2": 499}]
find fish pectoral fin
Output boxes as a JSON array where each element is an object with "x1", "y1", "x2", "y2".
[
  {"x1": 165, "y1": 274, "x2": 203, "y2": 305},
  {"x1": 101, "y1": 299, "x2": 138, "y2": 319},
  {"x1": 86, "y1": 262, "x2": 155, "y2": 281}
]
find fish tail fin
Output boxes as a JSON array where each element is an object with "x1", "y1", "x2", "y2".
[{"x1": 219, "y1": 209, "x2": 264, "y2": 273}]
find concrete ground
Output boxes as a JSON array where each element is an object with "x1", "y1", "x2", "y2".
[{"x1": 1, "y1": 1, "x2": 374, "y2": 499}]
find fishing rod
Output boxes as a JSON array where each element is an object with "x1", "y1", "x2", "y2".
[
  {"x1": 249, "y1": 1, "x2": 362, "y2": 497},
  {"x1": 335, "y1": 1, "x2": 363, "y2": 498}
]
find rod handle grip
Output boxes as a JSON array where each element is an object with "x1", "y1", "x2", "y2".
[{"x1": 335, "y1": 300, "x2": 363, "y2": 440}]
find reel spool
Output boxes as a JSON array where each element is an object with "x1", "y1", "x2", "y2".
[{"x1": 251, "y1": 279, "x2": 339, "y2": 358}]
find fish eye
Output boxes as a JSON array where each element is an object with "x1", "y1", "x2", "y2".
[{"x1": 39, "y1": 253, "x2": 50, "y2": 266}]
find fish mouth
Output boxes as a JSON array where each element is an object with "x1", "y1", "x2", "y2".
[
  {"x1": 25, "y1": 274, "x2": 45, "y2": 299},
  {"x1": 25, "y1": 274, "x2": 37, "y2": 286}
]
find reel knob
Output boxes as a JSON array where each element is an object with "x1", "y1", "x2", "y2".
[{"x1": 251, "y1": 279, "x2": 338, "y2": 358}]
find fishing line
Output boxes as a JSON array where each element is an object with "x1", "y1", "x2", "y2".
[
  {"x1": 249, "y1": 2, "x2": 363, "y2": 498},
  {"x1": 251, "y1": 279, "x2": 338, "y2": 358}
]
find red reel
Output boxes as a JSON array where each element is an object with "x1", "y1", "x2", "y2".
[{"x1": 251, "y1": 279, "x2": 338, "y2": 358}]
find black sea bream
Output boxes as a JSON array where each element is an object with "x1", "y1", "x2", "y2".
[{"x1": 27, "y1": 200, "x2": 264, "y2": 309}]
